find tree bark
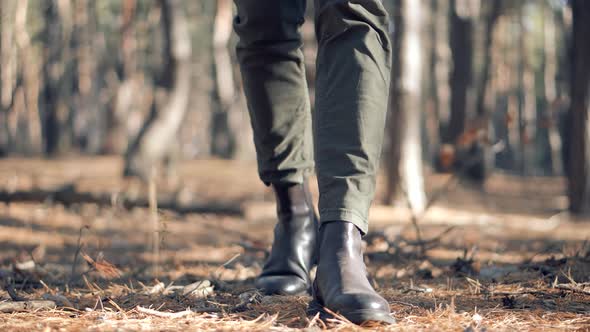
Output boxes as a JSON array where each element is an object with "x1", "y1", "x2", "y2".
[
  {"x1": 567, "y1": 0, "x2": 590, "y2": 215},
  {"x1": 124, "y1": 0, "x2": 192, "y2": 179},
  {"x1": 538, "y1": 4, "x2": 563, "y2": 175},
  {"x1": 72, "y1": 0, "x2": 104, "y2": 154},
  {"x1": 106, "y1": 0, "x2": 138, "y2": 154},
  {"x1": 430, "y1": 0, "x2": 451, "y2": 149},
  {"x1": 446, "y1": 0, "x2": 473, "y2": 145},
  {"x1": 41, "y1": 0, "x2": 74, "y2": 156},
  {"x1": 0, "y1": 0, "x2": 17, "y2": 154},
  {"x1": 474, "y1": 0, "x2": 501, "y2": 118},
  {"x1": 384, "y1": 0, "x2": 427, "y2": 213},
  {"x1": 210, "y1": 0, "x2": 237, "y2": 158},
  {"x1": 15, "y1": 0, "x2": 43, "y2": 154}
]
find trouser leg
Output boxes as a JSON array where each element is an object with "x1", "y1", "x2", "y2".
[
  {"x1": 314, "y1": 0, "x2": 392, "y2": 234},
  {"x1": 233, "y1": 0, "x2": 313, "y2": 186}
]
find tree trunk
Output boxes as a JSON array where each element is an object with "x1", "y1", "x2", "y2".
[
  {"x1": 105, "y1": 0, "x2": 138, "y2": 154},
  {"x1": 0, "y1": 0, "x2": 17, "y2": 154},
  {"x1": 210, "y1": 0, "x2": 236, "y2": 158},
  {"x1": 72, "y1": 0, "x2": 104, "y2": 154},
  {"x1": 474, "y1": 0, "x2": 501, "y2": 118},
  {"x1": 384, "y1": 0, "x2": 427, "y2": 213},
  {"x1": 423, "y1": 0, "x2": 438, "y2": 164},
  {"x1": 41, "y1": 0, "x2": 74, "y2": 156},
  {"x1": 431, "y1": 0, "x2": 451, "y2": 147},
  {"x1": 124, "y1": 0, "x2": 192, "y2": 179},
  {"x1": 15, "y1": 0, "x2": 43, "y2": 154},
  {"x1": 446, "y1": 0, "x2": 473, "y2": 145},
  {"x1": 538, "y1": 4, "x2": 563, "y2": 175},
  {"x1": 567, "y1": 0, "x2": 590, "y2": 215},
  {"x1": 516, "y1": 8, "x2": 536, "y2": 176}
]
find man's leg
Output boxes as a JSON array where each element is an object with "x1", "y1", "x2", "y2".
[
  {"x1": 233, "y1": 0, "x2": 317, "y2": 296},
  {"x1": 234, "y1": 0, "x2": 312, "y2": 185},
  {"x1": 311, "y1": 0, "x2": 394, "y2": 325}
]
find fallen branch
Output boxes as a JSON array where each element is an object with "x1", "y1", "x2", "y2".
[
  {"x1": 42, "y1": 293, "x2": 74, "y2": 308},
  {"x1": 0, "y1": 300, "x2": 56, "y2": 313},
  {"x1": 0, "y1": 184, "x2": 243, "y2": 216},
  {"x1": 555, "y1": 283, "x2": 590, "y2": 295},
  {"x1": 136, "y1": 305, "x2": 221, "y2": 318}
]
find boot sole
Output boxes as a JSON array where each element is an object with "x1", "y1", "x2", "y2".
[{"x1": 307, "y1": 299, "x2": 396, "y2": 325}]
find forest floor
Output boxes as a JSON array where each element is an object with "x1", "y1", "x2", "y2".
[{"x1": 0, "y1": 157, "x2": 588, "y2": 331}]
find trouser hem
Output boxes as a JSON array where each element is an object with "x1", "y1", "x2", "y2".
[
  {"x1": 320, "y1": 208, "x2": 369, "y2": 235},
  {"x1": 260, "y1": 168, "x2": 313, "y2": 187}
]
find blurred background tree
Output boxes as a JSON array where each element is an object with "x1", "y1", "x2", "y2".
[{"x1": 0, "y1": 0, "x2": 588, "y2": 216}]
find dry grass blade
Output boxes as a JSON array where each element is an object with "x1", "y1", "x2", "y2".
[
  {"x1": 70, "y1": 225, "x2": 89, "y2": 283},
  {"x1": 149, "y1": 170, "x2": 160, "y2": 279}
]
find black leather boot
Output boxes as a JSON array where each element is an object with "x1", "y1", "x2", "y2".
[
  {"x1": 255, "y1": 182, "x2": 318, "y2": 295},
  {"x1": 310, "y1": 221, "x2": 395, "y2": 325}
]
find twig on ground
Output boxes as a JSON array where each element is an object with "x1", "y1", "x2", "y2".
[
  {"x1": 149, "y1": 169, "x2": 160, "y2": 279},
  {"x1": 490, "y1": 290, "x2": 550, "y2": 297},
  {"x1": 136, "y1": 306, "x2": 217, "y2": 318},
  {"x1": 211, "y1": 252, "x2": 241, "y2": 281},
  {"x1": 42, "y1": 293, "x2": 74, "y2": 308},
  {"x1": 70, "y1": 225, "x2": 89, "y2": 283},
  {"x1": 0, "y1": 300, "x2": 56, "y2": 313},
  {"x1": 137, "y1": 306, "x2": 191, "y2": 318},
  {"x1": 402, "y1": 286, "x2": 433, "y2": 294}
]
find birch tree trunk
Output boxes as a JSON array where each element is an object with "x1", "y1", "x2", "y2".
[
  {"x1": 0, "y1": 0, "x2": 17, "y2": 154},
  {"x1": 15, "y1": 0, "x2": 42, "y2": 154},
  {"x1": 385, "y1": 0, "x2": 427, "y2": 213},
  {"x1": 210, "y1": 0, "x2": 236, "y2": 158}
]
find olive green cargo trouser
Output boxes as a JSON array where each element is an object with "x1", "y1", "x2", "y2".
[{"x1": 234, "y1": 0, "x2": 391, "y2": 234}]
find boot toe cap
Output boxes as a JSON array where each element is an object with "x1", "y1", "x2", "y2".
[
  {"x1": 330, "y1": 293, "x2": 394, "y2": 324},
  {"x1": 255, "y1": 275, "x2": 309, "y2": 296}
]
